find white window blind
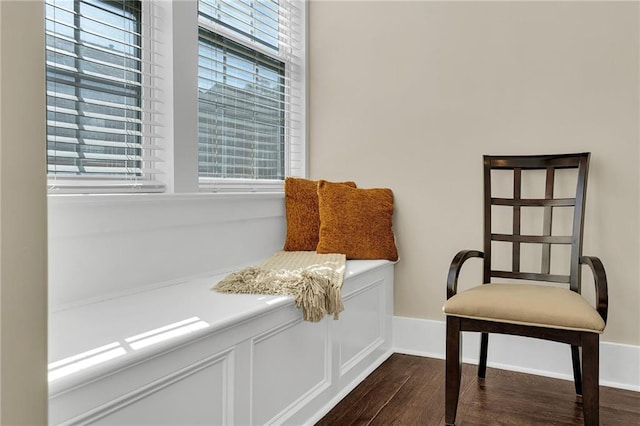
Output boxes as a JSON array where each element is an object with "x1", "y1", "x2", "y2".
[
  {"x1": 197, "y1": 0, "x2": 305, "y2": 190},
  {"x1": 45, "y1": 0, "x2": 164, "y2": 193}
]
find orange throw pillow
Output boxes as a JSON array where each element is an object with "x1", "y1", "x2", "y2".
[
  {"x1": 317, "y1": 181, "x2": 398, "y2": 261},
  {"x1": 283, "y1": 178, "x2": 356, "y2": 251}
]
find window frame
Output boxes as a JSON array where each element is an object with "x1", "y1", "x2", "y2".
[
  {"x1": 45, "y1": 0, "x2": 166, "y2": 194},
  {"x1": 195, "y1": 0, "x2": 305, "y2": 193}
]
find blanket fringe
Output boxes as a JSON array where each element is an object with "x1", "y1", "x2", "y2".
[{"x1": 214, "y1": 265, "x2": 344, "y2": 322}]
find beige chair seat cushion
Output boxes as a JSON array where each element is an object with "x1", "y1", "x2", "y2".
[{"x1": 443, "y1": 283, "x2": 605, "y2": 333}]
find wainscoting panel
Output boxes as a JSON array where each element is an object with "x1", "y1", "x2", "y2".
[
  {"x1": 49, "y1": 345, "x2": 235, "y2": 425},
  {"x1": 336, "y1": 279, "x2": 385, "y2": 377},
  {"x1": 91, "y1": 353, "x2": 232, "y2": 425},
  {"x1": 251, "y1": 318, "x2": 330, "y2": 425}
]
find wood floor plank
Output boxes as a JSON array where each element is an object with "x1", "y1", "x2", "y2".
[
  {"x1": 368, "y1": 356, "x2": 444, "y2": 426},
  {"x1": 315, "y1": 355, "x2": 421, "y2": 426},
  {"x1": 316, "y1": 354, "x2": 640, "y2": 426}
]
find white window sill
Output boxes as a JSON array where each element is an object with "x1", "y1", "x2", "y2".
[
  {"x1": 47, "y1": 190, "x2": 285, "y2": 205},
  {"x1": 48, "y1": 179, "x2": 166, "y2": 195},
  {"x1": 198, "y1": 177, "x2": 285, "y2": 193}
]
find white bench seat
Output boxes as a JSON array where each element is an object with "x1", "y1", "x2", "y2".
[{"x1": 49, "y1": 259, "x2": 394, "y2": 426}]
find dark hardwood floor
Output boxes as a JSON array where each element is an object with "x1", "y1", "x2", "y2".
[{"x1": 316, "y1": 354, "x2": 640, "y2": 426}]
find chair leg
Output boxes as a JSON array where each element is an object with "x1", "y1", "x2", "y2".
[
  {"x1": 445, "y1": 316, "x2": 463, "y2": 426},
  {"x1": 478, "y1": 332, "x2": 489, "y2": 378},
  {"x1": 571, "y1": 345, "x2": 583, "y2": 395},
  {"x1": 582, "y1": 333, "x2": 599, "y2": 426}
]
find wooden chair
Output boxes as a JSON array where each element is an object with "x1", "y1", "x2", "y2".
[{"x1": 443, "y1": 153, "x2": 608, "y2": 426}]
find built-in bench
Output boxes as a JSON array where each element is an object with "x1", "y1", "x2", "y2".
[{"x1": 48, "y1": 194, "x2": 395, "y2": 425}]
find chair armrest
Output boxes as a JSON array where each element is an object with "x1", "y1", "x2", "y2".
[
  {"x1": 447, "y1": 250, "x2": 484, "y2": 299},
  {"x1": 580, "y1": 256, "x2": 608, "y2": 324}
]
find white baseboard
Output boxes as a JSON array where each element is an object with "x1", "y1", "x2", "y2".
[{"x1": 392, "y1": 316, "x2": 640, "y2": 392}]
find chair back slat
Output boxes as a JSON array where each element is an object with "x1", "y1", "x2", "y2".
[
  {"x1": 491, "y1": 271, "x2": 571, "y2": 284},
  {"x1": 541, "y1": 167, "x2": 555, "y2": 275},
  {"x1": 512, "y1": 168, "x2": 522, "y2": 273},
  {"x1": 483, "y1": 153, "x2": 590, "y2": 292},
  {"x1": 491, "y1": 198, "x2": 576, "y2": 207},
  {"x1": 490, "y1": 154, "x2": 586, "y2": 169},
  {"x1": 491, "y1": 234, "x2": 573, "y2": 244}
]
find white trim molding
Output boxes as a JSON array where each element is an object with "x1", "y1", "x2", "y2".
[{"x1": 393, "y1": 316, "x2": 640, "y2": 392}]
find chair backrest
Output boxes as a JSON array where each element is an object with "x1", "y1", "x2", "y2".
[{"x1": 483, "y1": 153, "x2": 590, "y2": 293}]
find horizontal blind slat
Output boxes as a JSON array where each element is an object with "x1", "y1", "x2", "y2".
[
  {"x1": 46, "y1": 61, "x2": 143, "y2": 88},
  {"x1": 46, "y1": 2, "x2": 144, "y2": 39},
  {"x1": 46, "y1": 46, "x2": 144, "y2": 78},
  {"x1": 47, "y1": 105, "x2": 164, "y2": 127},
  {"x1": 198, "y1": 17, "x2": 304, "y2": 59},
  {"x1": 47, "y1": 135, "x2": 163, "y2": 150},
  {"x1": 198, "y1": 1, "x2": 303, "y2": 49},
  {"x1": 45, "y1": 31, "x2": 142, "y2": 64}
]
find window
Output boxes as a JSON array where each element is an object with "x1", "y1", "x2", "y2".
[
  {"x1": 45, "y1": 0, "x2": 163, "y2": 192},
  {"x1": 197, "y1": 0, "x2": 305, "y2": 189},
  {"x1": 198, "y1": 31, "x2": 285, "y2": 180},
  {"x1": 44, "y1": 0, "x2": 305, "y2": 194}
]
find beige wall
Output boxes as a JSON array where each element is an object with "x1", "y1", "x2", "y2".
[
  {"x1": 309, "y1": 1, "x2": 639, "y2": 345},
  {"x1": 0, "y1": 1, "x2": 48, "y2": 423}
]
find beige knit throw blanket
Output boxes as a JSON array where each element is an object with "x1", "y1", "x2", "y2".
[{"x1": 212, "y1": 251, "x2": 347, "y2": 322}]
